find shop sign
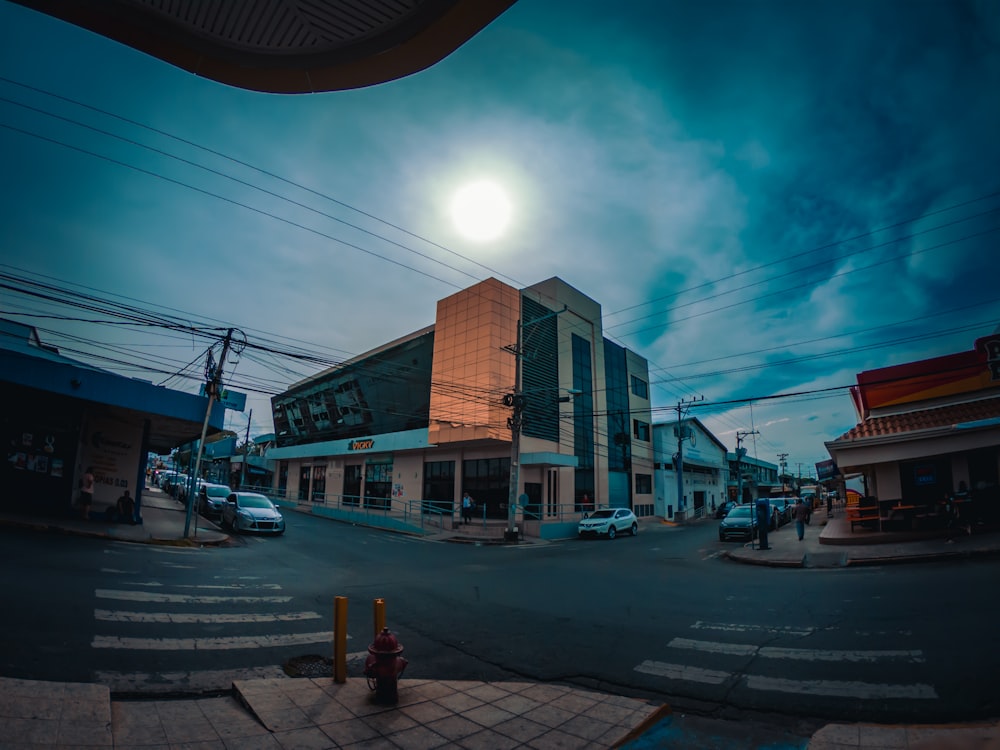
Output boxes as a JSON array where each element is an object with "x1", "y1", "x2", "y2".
[
  {"x1": 349, "y1": 439, "x2": 374, "y2": 451},
  {"x1": 979, "y1": 334, "x2": 1000, "y2": 381},
  {"x1": 199, "y1": 383, "x2": 247, "y2": 411}
]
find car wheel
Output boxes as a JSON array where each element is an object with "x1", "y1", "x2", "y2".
[
  {"x1": 630, "y1": 522, "x2": 638, "y2": 536},
  {"x1": 607, "y1": 526, "x2": 617, "y2": 540}
]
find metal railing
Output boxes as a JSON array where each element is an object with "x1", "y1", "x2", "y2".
[{"x1": 242, "y1": 486, "x2": 457, "y2": 535}]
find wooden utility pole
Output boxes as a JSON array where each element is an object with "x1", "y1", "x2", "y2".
[{"x1": 184, "y1": 329, "x2": 233, "y2": 538}]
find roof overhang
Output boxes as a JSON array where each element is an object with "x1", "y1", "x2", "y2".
[
  {"x1": 10, "y1": 0, "x2": 518, "y2": 93},
  {"x1": 826, "y1": 415, "x2": 1000, "y2": 473},
  {"x1": 521, "y1": 451, "x2": 578, "y2": 468},
  {"x1": 1, "y1": 346, "x2": 224, "y2": 453}
]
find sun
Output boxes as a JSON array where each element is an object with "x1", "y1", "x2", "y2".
[{"x1": 450, "y1": 180, "x2": 512, "y2": 242}]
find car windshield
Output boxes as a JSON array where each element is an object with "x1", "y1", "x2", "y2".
[
  {"x1": 588, "y1": 510, "x2": 615, "y2": 519},
  {"x1": 239, "y1": 495, "x2": 273, "y2": 509},
  {"x1": 727, "y1": 507, "x2": 751, "y2": 518},
  {"x1": 205, "y1": 486, "x2": 229, "y2": 497}
]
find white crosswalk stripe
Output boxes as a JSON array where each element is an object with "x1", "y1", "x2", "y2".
[
  {"x1": 92, "y1": 631, "x2": 335, "y2": 650},
  {"x1": 94, "y1": 609, "x2": 322, "y2": 623},
  {"x1": 96, "y1": 589, "x2": 292, "y2": 603},
  {"x1": 91, "y1": 569, "x2": 336, "y2": 691},
  {"x1": 669, "y1": 637, "x2": 925, "y2": 663},
  {"x1": 633, "y1": 622, "x2": 939, "y2": 701}
]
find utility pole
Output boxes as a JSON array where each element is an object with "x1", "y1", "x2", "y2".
[
  {"x1": 777, "y1": 452, "x2": 788, "y2": 491},
  {"x1": 184, "y1": 329, "x2": 234, "y2": 538},
  {"x1": 735, "y1": 429, "x2": 760, "y2": 505},
  {"x1": 673, "y1": 396, "x2": 703, "y2": 518},
  {"x1": 502, "y1": 306, "x2": 565, "y2": 541},
  {"x1": 241, "y1": 408, "x2": 252, "y2": 490},
  {"x1": 736, "y1": 429, "x2": 760, "y2": 549}
]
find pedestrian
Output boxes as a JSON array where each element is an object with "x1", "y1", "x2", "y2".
[
  {"x1": 461, "y1": 492, "x2": 474, "y2": 525},
  {"x1": 116, "y1": 489, "x2": 135, "y2": 524},
  {"x1": 77, "y1": 466, "x2": 95, "y2": 520},
  {"x1": 793, "y1": 497, "x2": 809, "y2": 541}
]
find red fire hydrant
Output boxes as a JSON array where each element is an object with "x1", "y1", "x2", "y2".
[{"x1": 364, "y1": 627, "x2": 408, "y2": 705}]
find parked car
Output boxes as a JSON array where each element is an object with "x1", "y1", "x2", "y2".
[
  {"x1": 772, "y1": 497, "x2": 794, "y2": 526},
  {"x1": 199, "y1": 483, "x2": 232, "y2": 519},
  {"x1": 222, "y1": 492, "x2": 285, "y2": 535},
  {"x1": 578, "y1": 507, "x2": 638, "y2": 539},
  {"x1": 157, "y1": 470, "x2": 178, "y2": 490},
  {"x1": 714, "y1": 501, "x2": 738, "y2": 519},
  {"x1": 164, "y1": 473, "x2": 189, "y2": 498},
  {"x1": 718, "y1": 505, "x2": 758, "y2": 542}
]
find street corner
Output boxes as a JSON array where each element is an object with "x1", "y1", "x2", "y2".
[{"x1": 722, "y1": 545, "x2": 805, "y2": 568}]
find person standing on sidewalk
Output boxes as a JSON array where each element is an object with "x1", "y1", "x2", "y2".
[
  {"x1": 461, "y1": 492, "x2": 474, "y2": 525},
  {"x1": 793, "y1": 497, "x2": 809, "y2": 541}
]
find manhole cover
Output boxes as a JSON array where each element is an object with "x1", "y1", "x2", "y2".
[{"x1": 284, "y1": 654, "x2": 333, "y2": 678}]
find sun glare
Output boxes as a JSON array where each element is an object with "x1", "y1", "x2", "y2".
[{"x1": 450, "y1": 180, "x2": 512, "y2": 242}]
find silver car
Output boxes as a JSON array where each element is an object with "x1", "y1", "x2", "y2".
[{"x1": 222, "y1": 492, "x2": 285, "y2": 535}]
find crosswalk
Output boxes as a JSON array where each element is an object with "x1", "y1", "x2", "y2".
[
  {"x1": 92, "y1": 545, "x2": 364, "y2": 693},
  {"x1": 632, "y1": 619, "x2": 939, "y2": 701}
]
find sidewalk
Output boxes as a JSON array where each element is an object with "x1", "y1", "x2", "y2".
[
  {"x1": 724, "y1": 505, "x2": 1000, "y2": 568},
  {"x1": 2, "y1": 493, "x2": 1000, "y2": 748}
]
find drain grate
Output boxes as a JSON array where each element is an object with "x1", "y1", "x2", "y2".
[{"x1": 283, "y1": 654, "x2": 333, "y2": 678}]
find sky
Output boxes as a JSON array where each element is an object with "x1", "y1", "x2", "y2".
[{"x1": 1, "y1": 0, "x2": 999, "y2": 475}]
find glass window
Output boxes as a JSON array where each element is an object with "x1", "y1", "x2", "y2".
[
  {"x1": 273, "y1": 332, "x2": 434, "y2": 447},
  {"x1": 633, "y1": 419, "x2": 650, "y2": 442},
  {"x1": 635, "y1": 474, "x2": 652, "y2": 494},
  {"x1": 630, "y1": 375, "x2": 648, "y2": 399}
]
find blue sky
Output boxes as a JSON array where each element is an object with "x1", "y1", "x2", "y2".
[{"x1": 2, "y1": 0, "x2": 999, "y2": 472}]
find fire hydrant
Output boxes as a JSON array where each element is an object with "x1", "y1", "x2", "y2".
[{"x1": 364, "y1": 627, "x2": 408, "y2": 705}]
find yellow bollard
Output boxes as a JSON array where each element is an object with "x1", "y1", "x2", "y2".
[
  {"x1": 334, "y1": 596, "x2": 347, "y2": 684},
  {"x1": 373, "y1": 598, "x2": 385, "y2": 639}
]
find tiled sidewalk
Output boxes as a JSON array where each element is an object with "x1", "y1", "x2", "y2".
[{"x1": 1, "y1": 675, "x2": 664, "y2": 749}]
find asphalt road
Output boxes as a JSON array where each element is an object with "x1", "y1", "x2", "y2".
[{"x1": 1, "y1": 512, "x2": 997, "y2": 727}]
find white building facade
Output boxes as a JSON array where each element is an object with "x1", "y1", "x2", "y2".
[{"x1": 652, "y1": 417, "x2": 728, "y2": 519}]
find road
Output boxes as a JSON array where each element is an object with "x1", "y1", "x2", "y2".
[{"x1": 1, "y1": 511, "x2": 996, "y2": 725}]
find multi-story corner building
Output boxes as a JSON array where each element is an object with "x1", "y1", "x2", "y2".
[{"x1": 266, "y1": 277, "x2": 653, "y2": 539}]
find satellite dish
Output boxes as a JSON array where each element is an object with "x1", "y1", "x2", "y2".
[{"x1": 689, "y1": 430, "x2": 697, "y2": 447}]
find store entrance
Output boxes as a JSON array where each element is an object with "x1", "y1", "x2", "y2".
[{"x1": 462, "y1": 457, "x2": 510, "y2": 520}]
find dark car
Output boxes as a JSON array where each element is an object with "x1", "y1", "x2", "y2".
[
  {"x1": 718, "y1": 505, "x2": 758, "y2": 542},
  {"x1": 198, "y1": 483, "x2": 232, "y2": 519},
  {"x1": 714, "y1": 501, "x2": 737, "y2": 519}
]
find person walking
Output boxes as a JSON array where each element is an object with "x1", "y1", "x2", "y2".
[
  {"x1": 461, "y1": 492, "x2": 474, "y2": 525},
  {"x1": 793, "y1": 497, "x2": 809, "y2": 541},
  {"x1": 77, "y1": 466, "x2": 95, "y2": 520}
]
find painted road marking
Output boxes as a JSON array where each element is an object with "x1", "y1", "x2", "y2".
[
  {"x1": 635, "y1": 661, "x2": 938, "y2": 700},
  {"x1": 95, "y1": 589, "x2": 291, "y2": 604},
  {"x1": 92, "y1": 631, "x2": 336, "y2": 650},
  {"x1": 748, "y1": 675, "x2": 937, "y2": 700},
  {"x1": 634, "y1": 661, "x2": 730, "y2": 685},
  {"x1": 691, "y1": 621, "x2": 813, "y2": 637},
  {"x1": 123, "y1": 582, "x2": 283, "y2": 590},
  {"x1": 94, "y1": 609, "x2": 322, "y2": 623},
  {"x1": 669, "y1": 638, "x2": 925, "y2": 663}
]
